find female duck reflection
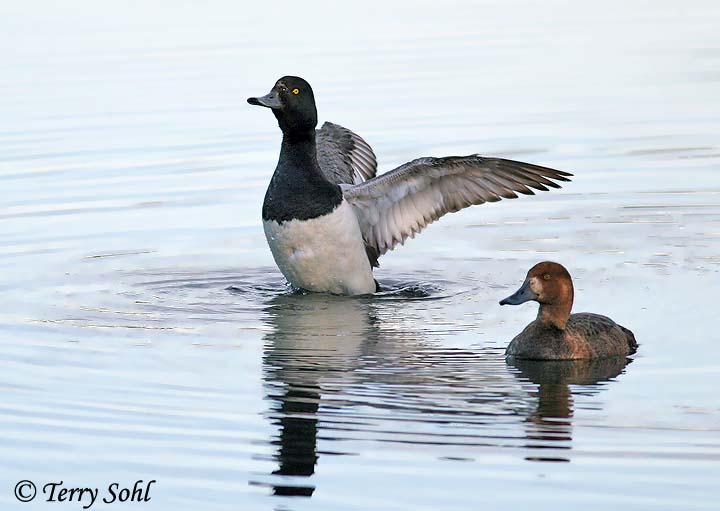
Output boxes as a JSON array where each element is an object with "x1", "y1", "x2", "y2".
[
  {"x1": 255, "y1": 294, "x2": 633, "y2": 496},
  {"x1": 508, "y1": 357, "x2": 632, "y2": 462}
]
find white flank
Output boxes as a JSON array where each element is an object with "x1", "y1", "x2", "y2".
[{"x1": 263, "y1": 200, "x2": 376, "y2": 295}]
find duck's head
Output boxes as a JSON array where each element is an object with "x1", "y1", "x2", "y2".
[
  {"x1": 248, "y1": 76, "x2": 318, "y2": 134},
  {"x1": 500, "y1": 261, "x2": 575, "y2": 328}
]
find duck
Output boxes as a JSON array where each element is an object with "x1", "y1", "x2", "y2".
[
  {"x1": 248, "y1": 76, "x2": 572, "y2": 295},
  {"x1": 499, "y1": 261, "x2": 638, "y2": 360}
]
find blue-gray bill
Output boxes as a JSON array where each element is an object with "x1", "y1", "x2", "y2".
[
  {"x1": 247, "y1": 89, "x2": 282, "y2": 109},
  {"x1": 499, "y1": 280, "x2": 538, "y2": 305}
]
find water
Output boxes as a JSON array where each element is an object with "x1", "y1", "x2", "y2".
[{"x1": 2, "y1": 1, "x2": 719, "y2": 509}]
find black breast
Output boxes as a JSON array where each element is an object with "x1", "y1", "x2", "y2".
[{"x1": 262, "y1": 164, "x2": 343, "y2": 224}]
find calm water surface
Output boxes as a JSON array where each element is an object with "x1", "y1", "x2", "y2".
[{"x1": 1, "y1": 1, "x2": 719, "y2": 510}]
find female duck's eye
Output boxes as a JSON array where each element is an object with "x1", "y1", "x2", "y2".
[
  {"x1": 292, "y1": 88, "x2": 300, "y2": 95},
  {"x1": 543, "y1": 274, "x2": 551, "y2": 280}
]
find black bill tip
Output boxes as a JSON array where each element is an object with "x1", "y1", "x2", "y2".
[
  {"x1": 247, "y1": 90, "x2": 282, "y2": 109},
  {"x1": 499, "y1": 280, "x2": 537, "y2": 306}
]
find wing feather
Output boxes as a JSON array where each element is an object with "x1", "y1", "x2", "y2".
[
  {"x1": 316, "y1": 121, "x2": 377, "y2": 185},
  {"x1": 343, "y1": 155, "x2": 571, "y2": 257}
]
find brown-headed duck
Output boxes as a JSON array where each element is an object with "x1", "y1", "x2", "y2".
[{"x1": 499, "y1": 261, "x2": 637, "y2": 360}]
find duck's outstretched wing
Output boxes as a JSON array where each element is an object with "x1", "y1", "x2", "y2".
[
  {"x1": 316, "y1": 122, "x2": 377, "y2": 185},
  {"x1": 342, "y1": 155, "x2": 572, "y2": 257}
]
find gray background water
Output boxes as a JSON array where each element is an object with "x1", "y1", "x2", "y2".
[{"x1": 1, "y1": 1, "x2": 719, "y2": 509}]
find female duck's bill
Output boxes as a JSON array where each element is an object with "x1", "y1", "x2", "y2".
[
  {"x1": 499, "y1": 261, "x2": 637, "y2": 360},
  {"x1": 499, "y1": 279, "x2": 539, "y2": 306}
]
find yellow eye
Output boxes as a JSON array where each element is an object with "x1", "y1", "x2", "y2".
[
  {"x1": 543, "y1": 274, "x2": 551, "y2": 280},
  {"x1": 292, "y1": 88, "x2": 299, "y2": 95}
]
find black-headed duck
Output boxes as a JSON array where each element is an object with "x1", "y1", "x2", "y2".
[
  {"x1": 500, "y1": 262, "x2": 637, "y2": 360},
  {"x1": 248, "y1": 76, "x2": 572, "y2": 296}
]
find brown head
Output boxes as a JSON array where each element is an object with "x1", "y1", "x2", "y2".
[{"x1": 499, "y1": 261, "x2": 575, "y2": 329}]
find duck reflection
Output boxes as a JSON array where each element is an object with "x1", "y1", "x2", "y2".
[
  {"x1": 258, "y1": 293, "x2": 634, "y2": 497},
  {"x1": 508, "y1": 357, "x2": 632, "y2": 462},
  {"x1": 261, "y1": 294, "x2": 380, "y2": 497}
]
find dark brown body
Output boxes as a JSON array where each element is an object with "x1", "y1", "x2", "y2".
[{"x1": 506, "y1": 312, "x2": 637, "y2": 360}]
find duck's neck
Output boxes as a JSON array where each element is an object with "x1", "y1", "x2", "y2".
[
  {"x1": 536, "y1": 302, "x2": 572, "y2": 330},
  {"x1": 277, "y1": 129, "x2": 323, "y2": 179},
  {"x1": 262, "y1": 127, "x2": 342, "y2": 223}
]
